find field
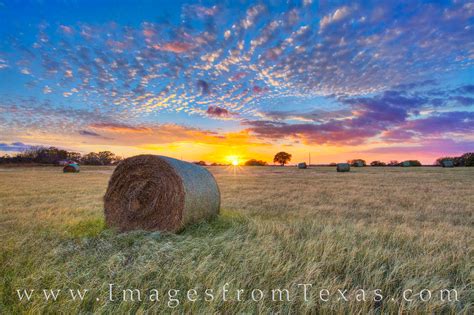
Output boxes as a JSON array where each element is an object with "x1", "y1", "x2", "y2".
[{"x1": 0, "y1": 166, "x2": 473, "y2": 313}]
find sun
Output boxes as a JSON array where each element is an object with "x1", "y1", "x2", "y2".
[{"x1": 226, "y1": 155, "x2": 240, "y2": 166}]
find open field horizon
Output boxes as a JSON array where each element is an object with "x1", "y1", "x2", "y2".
[{"x1": 1, "y1": 165, "x2": 472, "y2": 313}]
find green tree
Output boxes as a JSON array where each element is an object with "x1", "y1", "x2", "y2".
[{"x1": 273, "y1": 152, "x2": 292, "y2": 166}]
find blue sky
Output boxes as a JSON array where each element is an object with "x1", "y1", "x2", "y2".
[{"x1": 0, "y1": 0, "x2": 473, "y2": 163}]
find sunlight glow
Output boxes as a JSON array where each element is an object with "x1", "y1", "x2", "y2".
[{"x1": 227, "y1": 155, "x2": 240, "y2": 166}]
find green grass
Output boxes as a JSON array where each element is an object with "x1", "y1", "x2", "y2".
[{"x1": 0, "y1": 166, "x2": 473, "y2": 313}]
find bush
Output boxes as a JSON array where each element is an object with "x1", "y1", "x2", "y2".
[
  {"x1": 401, "y1": 160, "x2": 422, "y2": 167},
  {"x1": 370, "y1": 161, "x2": 386, "y2": 166},
  {"x1": 244, "y1": 159, "x2": 267, "y2": 166},
  {"x1": 434, "y1": 152, "x2": 473, "y2": 167},
  {"x1": 349, "y1": 159, "x2": 366, "y2": 167}
]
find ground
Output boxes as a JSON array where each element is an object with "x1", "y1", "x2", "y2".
[{"x1": 0, "y1": 165, "x2": 472, "y2": 313}]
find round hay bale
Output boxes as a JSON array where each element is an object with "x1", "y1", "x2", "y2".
[
  {"x1": 297, "y1": 162, "x2": 307, "y2": 169},
  {"x1": 336, "y1": 163, "x2": 350, "y2": 172},
  {"x1": 63, "y1": 163, "x2": 80, "y2": 173},
  {"x1": 104, "y1": 155, "x2": 220, "y2": 233},
  {"x1": 441, "y1": 160, "x2": 454, "y2": 168}
]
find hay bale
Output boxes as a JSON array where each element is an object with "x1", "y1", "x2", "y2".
[
  {"x1": 441, "y1": 160, "x2": 454, "y2": 168},
  {"x1": 297, "y1": 162, "x2": 307, "y2": 169},
  {"x1": 104, "y1": 155, "x2": 220, "y2": 232},
  {"x1": 63, "y1": 163, "x2": 80, "y2": 173},
  {"x1": 336, "y1": 163, "x2": 350, "y2": 172}
]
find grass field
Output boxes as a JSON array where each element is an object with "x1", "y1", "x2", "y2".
[{"x1": 0, "y1": 166, "x2": 473, "y2": 313}]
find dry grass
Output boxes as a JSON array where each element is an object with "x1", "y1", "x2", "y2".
[{"x1": 0, "y1": 165, "x2": 473, "y2": 313}]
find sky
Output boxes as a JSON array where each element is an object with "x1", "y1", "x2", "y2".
[{"x1": 0, "y1": 0, "x2": 473, "y2": 165}]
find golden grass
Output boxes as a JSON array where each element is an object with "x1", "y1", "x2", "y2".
[{"x1": 0, "y1": 166, "x2": 473, "y2": 313}]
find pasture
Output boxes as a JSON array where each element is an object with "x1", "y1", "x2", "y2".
[{"x1": 0, "y1": 166, "x2": 472, "y2": 313}]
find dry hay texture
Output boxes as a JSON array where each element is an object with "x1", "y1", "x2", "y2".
[
  {"x1": 63, "y1": 164, "x2": 80, "y2": 173},
  {"x1": 337, "y1": 163, "x2": 350, "y2": 172},
  {"x1": 104, "y1": 155, "x2": 220, "y2": 232}
]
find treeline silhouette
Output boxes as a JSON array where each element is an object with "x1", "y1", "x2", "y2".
[
  {"x1": 0, "y1": 146, "x2": 122, "y2": 165},
  {"x1": 1, "y1": 147, "x2": 473, "y2": 167}
]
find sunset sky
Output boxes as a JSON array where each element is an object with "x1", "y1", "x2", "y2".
[{"x1": 0, "y1": 0, "x2": 473, "y2": 164}]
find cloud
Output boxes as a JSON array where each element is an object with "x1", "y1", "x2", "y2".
[
  {"x1": 404, "y1": 111, "x2": 474, "y2": 135},
  {"x1": 361, "y1": 139, "x2": 474, "y2": 156},
  {"x1": 0, "y1": 142, "x2": 31, "y2": 152},
  {"x1": 89, "y1": 122, "x2": 152, "y2": 133},
  {"x1": 79, "y1": 130, "x2": 101, "y2": 137},
  {"x1": 206, "y1": 106, "x2": 230, "y2": 117},
  {"x1": 153, "y1": 42, "x2": 194, "y2": 53},
  {"x1": 320, "y1": 6, "x2": 351, "y2": 30}
]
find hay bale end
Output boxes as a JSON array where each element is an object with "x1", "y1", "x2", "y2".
[
  {"x1": 297, "y1": 162, "x2": 307, "y2": 169},
  {"x1": 63, "y1": 163, "x2": 80, "y2": 173},
  {"x1": 336, "y1": 163, "x2": 350, "y2": 172},
  {"x1": 441, "y1": 160, "x2": 454, "y2": 168},
  {"x1": 104, "y1": 155, "x2": 220, "y2": 233}
]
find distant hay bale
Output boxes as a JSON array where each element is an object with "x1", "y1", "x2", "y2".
[
  {"x1": 104, "y1": 155, "x2": 220, "y2": 233},
  {"x1": 336, "y1": 163, "x2": 350, "y2": 172},
  {"x1": 441, "y1": 160, "x2": 454, "y2": 167},
  {"x1": 63, "y1": 163, "x2": 80, "y2": 173},
  {"x1": 297, "y1": 162, "x2": 307, "y2": 169}
]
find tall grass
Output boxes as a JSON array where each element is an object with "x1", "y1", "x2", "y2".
[{"x1": 0, "y1": 166, "x2": 472, "y2": 313}]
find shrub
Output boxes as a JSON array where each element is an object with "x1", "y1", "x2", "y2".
[
  {"x1": 244, "y1": 159, "x2": 267, "y2": 166},
  {"x1": 370, "y1": 161, "x2": 386, "y2": 166},
  {"x1": 349, "y1": 159, "x2": 366, "y2": 167}
]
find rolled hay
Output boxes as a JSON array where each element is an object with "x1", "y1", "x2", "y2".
[
  {"x1": 441, "y1": 160, "x2": 454, "y2": 168},
  {"x1": 336, "y1": 163, "x2": 350, "y2": 172},
  {"x1": 63, "y1": 163, "x2": 80, "y2": 173},
  {"x1": 297, "y1": 162, "x2": 307, "y2": 169},
  {"x1": 104, "y1": 155, "x2": 220, "y2": 232}
]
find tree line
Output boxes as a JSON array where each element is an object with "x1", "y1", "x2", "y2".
[
  {"x1": 1, "y1": 147, "x2": 473, "y2": 167},
  {"x1": 0, "y1": 146, "x2": 122, "y2": 165},
  {"x1": 250, "y1": 152, "x2": 474, "y2": 167}
]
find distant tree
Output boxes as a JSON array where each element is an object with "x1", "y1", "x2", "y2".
[
  {"x1": 67, "y1": 151, "x2": 82, "y2": 162},
  {"x1": 97, "y1": 151, "x2": 116, "y2": 165},
  {"x1": 329, "y1": 162, "x2": 337, "y2": 166},
  {"x1": 113, "y1": 155, "x2": 123, "y2": 165},
  {"x1": 349, "y1": 159, "x2": 366, "y2": 167},
  {"x1": 273, "y1": 152, "x2": 292, "y2": 166},
  {"x1": 435, "y1": 152, "x2": 473, "y2": 167},
  {"x1": 401, "y1": 160, "x2": 422, "y2": 167},
  {"x1": 387, "y1": 160, "x2": 399, "y2": 166},
  {"x1": 460, "y1": 152, "x2": 474, "y2": 166},
  {"x1": 244, "y1": 159, "x2": 268, "y2": 166},
  {"x1": 24, "y1": 146, "x2": 68, "y2": 164},
  {"x1": 194, "y1": 161, "x2": 207, "y2": 166},
  {"x1": 370, "y1": 160, "x2": 386, "y2": 166},
  {"x1": 82, "y1": 152, "x2": 101, "y2": 165}
]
